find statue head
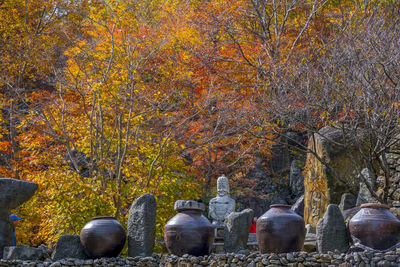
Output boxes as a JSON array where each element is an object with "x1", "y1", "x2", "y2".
[{"x1": 217, "y1": 175, "x2": 229, "y2": 197}]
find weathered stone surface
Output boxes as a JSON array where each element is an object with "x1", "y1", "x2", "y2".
[
  {"x1": 3, "y1": 245, "x2": 45, "y2": 260},
  {"x1": 356, "y1": 168, "x2": 376, "y2": 206},
  {"x1": 128, "y1": 193, "x2": 156, "y2": 257},
  {"x1": 304, "y1": 127, "x2": 367, "y2": 227},
  {"x1": 303, "y1": 224, "x2": 317, "y2": 252},
  {"x1": 244, "y1": 160, "x2": 289, "y2": 207},
  {"x1": 209, "y1": 175, "x2": 235, "y2": 227},
  {"x1": 342, "y1": 206, "x2": 361, "y2": 223},
  {"x1": 292, "y1": 195, "x2": 304, "y2": 217},
  {"x1": 52, "y1": 235, "x2": 88, "y2": 260},
  {"x1": 224, "y1": 209, "x2": 254, "y2": 252},
  {"x1": 290, "y1": 160, "x2": 304, "y2": 198},
  {"x1": 0, "y1": 178, "x2": 38, "y2": 256},
  {"x1": 236, "y1": 197, "x2": 271, "y2": 218},
  {"x1": 339, "y1": 193, "x2": 357, "y2": 211},
  {"x1": 1, "y1": 251, "x2": 400, "y2": 267},
  {"x1": 317, "y1": 204, "x2": 350, "y2": 253}
]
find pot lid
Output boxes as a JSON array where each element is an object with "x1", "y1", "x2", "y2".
[{"x1": 174, "y1": 200, "x2": 205, "y2": 212}]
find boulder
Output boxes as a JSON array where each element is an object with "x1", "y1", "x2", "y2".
[
  {"x1": 0, "y1": 178, "x2": 38, "y2": 256},
  {"x1": 339, "y1": 193, "x2": 357, "y2": 211},
  {"x1": 289, "y1": 160, "x2": 304, "y2": 198},
  {"x1": 303, "y1": 127, "x2": 369, "y2": 227},
  {"x1": 3, "y1": 245, "x2": 45, "y2": 260},
  {"x1": 224, "y1": 209, "x2": 254, "y2": 253},
  {"x1": 128, "y1": 193, "x2": 156, "y2": 257},
  {"x1": 52, "y1": 234, "x2": 88, "y2": 260},
  {"x1": 356, "y1": 168, "x2": 376, "y2": 206},
  {"x1": 291, "y1": 195, "x2": 304, "y2": 217},
  {"x1": 316, "y1": 204, "x2": 350, "y2": 253},
  {"x1": 342, "y1": 206, "x2": 361, "y2": 223}
]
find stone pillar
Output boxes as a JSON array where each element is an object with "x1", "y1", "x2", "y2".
[
  {"x1": 128, "y1": 193, "x2": 156, "y2": 257},
  {"x1": 304, "y1": 127, "x2": 367, "y2": 227}
]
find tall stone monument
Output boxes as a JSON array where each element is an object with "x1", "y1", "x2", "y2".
[
  {"x1": 127, "y1": 193, "x2": 156, "y2": 257},
  {"x1": 303, "y1": 127, "x2": 367, "y2": 227},
  {"x1": 0, "y1": 178, "x2": 38, "y2": 256},
  {"x1": 209, "y1": 175, "x2": 235, "y2": 227},
  {"x1": 209, "y1": 175, "x2": 235, "y2": 250}
]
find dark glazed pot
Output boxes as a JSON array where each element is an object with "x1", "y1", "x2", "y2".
[
  {"x1": 256, "y1": 204, "x2": 305, "y2": 253},
  {"x1": 348, "y1": 203, "x2": 400, "y2": 250},
  {"x1": 164, "y1": 200, "x2": 214, "y2": 256},
  {"x1": 80, "y1": 216, "x2": 126, "y2": 258}
]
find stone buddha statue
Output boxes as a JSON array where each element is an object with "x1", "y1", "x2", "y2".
[{"x1": 209, "y1": 175, "x2": 235, "y2": 226}]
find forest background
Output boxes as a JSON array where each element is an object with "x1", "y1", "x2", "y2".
[{"x1": 1, "y1": 0, "x2": 399, "y2": 250}]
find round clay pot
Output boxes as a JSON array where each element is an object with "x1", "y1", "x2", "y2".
[
  {"x1": 80, "y1": 216, "x2": 126, "y2": 258},
  {"x1": 348, "y1": 203, "x2": 400, "y2": 250},
  {"x1": 256, "y1": 204, "x2": 305, "y2": 253},
  {"x1": 164, "y1": 200, "x2": 214, "y2": 256}
]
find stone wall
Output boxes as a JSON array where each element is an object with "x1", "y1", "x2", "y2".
[
  {"x1": 383, "y1": 136, "x2": 400, "y2": 218},
  {"x1": 2, "y1": 250, "x2": 400, "y2": 267}
]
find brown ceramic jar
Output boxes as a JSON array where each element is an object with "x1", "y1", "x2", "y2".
[
  {"x1": 80, "y1": 216, "x2": 126, "y2": 258},
  {"x1": 256, "y1": 204, "x2": 305, "y2": 253},
  {"x1": 164, "y1": 200, "x2": 214, "y2": 256},
  {"x1": 348, "y1": 203, "x2": 400, "y2": 250}
]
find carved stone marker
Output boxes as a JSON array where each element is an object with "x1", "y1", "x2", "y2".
[
  {"x1": 304, "y1": 127, "x2": 366, "y2": 227},
  {"x1": 0, "y1": 178, "x2": 38, "y2": 256},
  {"x1": 224, "y1": 209, "x2": 253, "y2": 253},
  {"x1": 209, "y1": 175, "x2": 235, "y2": 227},
  {"x1": 128, "y1": 193, "x2": 156, "y2": 257},
  {"x1": 316, "y1": 204, "x2": 350, "y2": 253}
]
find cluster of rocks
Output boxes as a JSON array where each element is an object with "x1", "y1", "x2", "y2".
[
  {"x1": 1, "y1": 250, "x2": 400, "y2": 267},
  {"x1": 381, "y1": 139, "x2": 400, "y2": 218}
]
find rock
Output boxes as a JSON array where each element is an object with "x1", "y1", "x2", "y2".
[
  {"x1": 244, "y1": 159, "x2": 289, "y2": 205},
  {"x1": 303, "y1": 224, "x2": 317, "y2": 252},
  {"x1": 52, "y1": 234, "x2": 88, "y2": 260},
  {"x1": 0, "y1": 178, "x2": 38, "y2": 255},
  {"x1": 356, "y1": 168, "x2": 376, "y2": 206},
  {"x1": 303, "y1": 233, "x2": 317, "y2": 252},
  {"x1": 339, "y1": 193, "x2": 357, "y2": 211},
  {"x1": 128, "y1": 193, "x2": 156, "y2": 257},
  {"x1": 235, "y1": 197, "x2": 271, "y2": 218},
  {"x1": 292, "y1": 195, "x2": 305, "y2": 217},
  {"x1": 290, "y1": 160, "x2": 305, "y2": 198},
  {"x1": 303, "y1": 127, "x2": 369, "y2": 227},
  {"x1": 342, "y1": 206, "x2": 361, "y2": 223},
  {"x1": 224, "y1": 209, "x2": 254, "y2": 252},
  {"x1": 3, "y1": 245, "x2": 45, "y2": 260},
  {"x1": 317, "y1": 204, "x2": 350, "y2": 253}
]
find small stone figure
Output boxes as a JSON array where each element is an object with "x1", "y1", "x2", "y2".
[{"x1": 209, "y1": 175, "x2": 235, "y2": 227}]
